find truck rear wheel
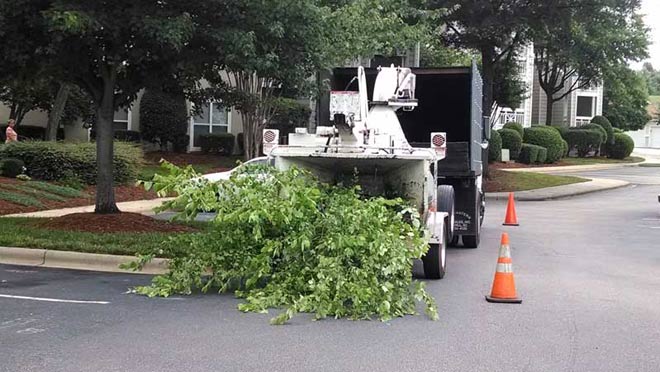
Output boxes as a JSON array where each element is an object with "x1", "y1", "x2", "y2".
[
  {"x1": 423, "y1": 223, "x2": 448, "y2": 279},
  {"x1": 462, "y1": 234, "x2": 479, "y2": 248},
  {"x1": 437, "y1": 185, "x2": 455, "y2": 242}
]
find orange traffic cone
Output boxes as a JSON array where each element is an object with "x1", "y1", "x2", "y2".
[
  {"x1": 485, "y1": 233, "x2": 522, "y2": 304},
  {"x1": 503, "y1": 192, "x2": 519, "y2": 226}
]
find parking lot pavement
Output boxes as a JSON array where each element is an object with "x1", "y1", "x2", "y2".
[
  {"x1": 2, "y1": 184, "x2": 660, "y2": 372},
  {"x1": 566, "y1": 166, "x2": 660, "y2": 185}
]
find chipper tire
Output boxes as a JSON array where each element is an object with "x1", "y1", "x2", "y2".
[{"x1": 423, "y1": 223, "x2": 448, "y2": 279}]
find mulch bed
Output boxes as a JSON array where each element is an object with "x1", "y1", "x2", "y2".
[
  {"x1": 34, "y1": 212, "x2": 195, "y2": 233},
  {"x1": 0, "y1": 177, "x2": 159, "y2": 216}
]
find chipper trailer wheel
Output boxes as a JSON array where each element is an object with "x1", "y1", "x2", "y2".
[
  {"x1": 422, "y1": 223, "x2": 449, "y2": 280},
  {"x1": 423, "y1": 185, "x2": 455, "y2": 279}
]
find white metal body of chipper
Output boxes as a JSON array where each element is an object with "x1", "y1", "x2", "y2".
[{"x1": 264, "y1": 66, "x2": 455, "y2": 279}]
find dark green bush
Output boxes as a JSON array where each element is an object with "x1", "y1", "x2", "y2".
[
  {"x1": 498, "y1": 128, "x2": 523, "y2": 160},
  {"x1": 488, "y1": 129, "x2": 502, "y2": 163},
  {"x1": 172, "y1": 135, "x2": 190, "y2": 153},
  {"x1": 518, "y1": 144, "x2": 544, "y2": 164},
  {"x1": 591, "y1": 116, "x2": 614, "y2": 145},
  {"x1": 237, "y1": 133, "x2": 245, "y2": 155},
  {"x1": 199, "y1": 133, "x2": 235, "y2": 155},
  {"x1": 523, "y1": 126, "x2": 564, "y2": 163},
  {"x1": 90, "y1": 129, "x2": 141, "y2": 143},
  {"x1": 502, "y1": 122, "x2": 524, "y2": 138},
  {"x1": 139, "y1": 89, "x2": 189, "y2": 151},
  {"x1": 550, "y1": 125, "x2": 569, "y2": 138},
  {"x1": 0, "y1": 158, "x2": 25, "y2": 178},
  {"x1": 613, "y1": 128, "x2": 624, "y2": 134},
  {"x1": 536, "y1": 147, "x2": 547, "y2": 164},
  {"x1": 563, "y1": 129, "x2": 603, "y2": 157},
  {"x1": 561, "y1": 139, "x2": 569, "y2": 158},
  {"x1": 0, "y1": 141, "x2": 142, "y2": 184},
  {"x1": 268, "y1": 98, "x2": 312, "y2": 136},
  {"x1": 607, "y1": 133, "x2": 635, "y2": 159}
]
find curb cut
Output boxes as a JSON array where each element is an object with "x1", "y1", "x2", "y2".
[
  {"x1": 485, "y1": 178, "x2": 630, "y2": 201},
  {"x1": 0, "y1": 246, "x2": 169, "y2": 275}
]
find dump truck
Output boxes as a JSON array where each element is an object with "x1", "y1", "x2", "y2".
[{"x1": 263, "y1": 64, "x2": 488, "y2": 279}]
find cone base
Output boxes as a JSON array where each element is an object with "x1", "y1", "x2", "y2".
[
  {"x1": 502, "y1": 223, "x2": 519, "y2": 226},
  {"x1": 485, "y1": 295, "x2": 522, "y2": 304}
]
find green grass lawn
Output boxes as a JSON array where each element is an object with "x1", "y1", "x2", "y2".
[
  {"x1": 0, "y1": 218, "x2": 209, "y2": 257},
  {"x1": 486, "y1": 169, "x2": 589, "y2": 192},
  {"x1": 560, "y1": 156, "x2": 644, "y2": 166}
]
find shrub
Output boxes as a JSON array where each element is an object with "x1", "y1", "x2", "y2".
[
  {"x1": 0, "y1": 141, "x2": 142, "y2": 184},
  {"x1": 579, "y1": 123, "x2": 607, "y2": 155},
  {"x1": 268, "y1": 98, "x2": 312, "y2": 136},
  {"x1": 488, "y1": 129, "x2": 502, "y2": 163},
  {"x1": 0, "y1": 158, "x2": 25, "y2": 178},
  {"x1": 139, "y1": 89, "x2": 189, "y2": 151},
  {"x1": 498, "y1": 128, "x2": 523, "y2": 160},
  {"x1": 172, "y1": 135, "x2": 190, "y2": 153},
  {"x1": 550, "y1": 125, "x2": 569, "y2": 138},
  {"x1": 607, "y1": 133, "x2": 635, "y2": 159},
  {"x1": 536, "y1": 147, "x2": 547, "y2": 164},
  {"x1": 563, "y1": 129, "x2": 603, "y2": 157},
  {"x1": 199, "y1": 133, "x2": 235, "y2": 155},
  {"x1": 613, "y1": 127, "x2": 624, "y2": 134},
  {"x1": 561, "y1": 139, "x2": 569, "y2": 158},
  {"x1": 518, "y1": 144, "x2": 544, "y2": 164},
  {"x1": 502, "y1": 122, "x2": 524, "y2": 138},
  {"x1": 591, "y1": 116, "x2": 614, "y2": 145},
  {"x1": 237, "y1": 133, "x2": 245, "y2": 155},
  {"x1": 523, "y1": 126, "x2": 564, "y2": 163},
  {"x1": 129, "y1": 163, "x2": 438, "y2": 324},
  {"x1": 90, "y1": 129, "x2": 141, "y2": 143}
]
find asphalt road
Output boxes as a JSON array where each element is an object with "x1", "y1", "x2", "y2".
[
  {"x1": 2, "y1": 179, "x2": 660, "y2": 372},
  {"x1": 567, "y1": 165, "x2": 660, "y2": 185}
]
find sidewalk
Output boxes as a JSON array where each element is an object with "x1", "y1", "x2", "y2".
[
  {"x1": 486, "y1": 177, "x2": 629, "y2": 201},
  {"x1": 2, "y1": 198, "x2": 174, "y2": 218},
  {"x1": 503, "y1": 162, "x2": 641, "y2": 174}
]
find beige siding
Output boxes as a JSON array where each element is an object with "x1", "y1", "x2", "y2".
[{"x1": 0, "y1": 104, "x2": 48, "y2": 127}]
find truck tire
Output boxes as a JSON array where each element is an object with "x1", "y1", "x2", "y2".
[
  {"x1": 462, "y1": 234, "x2": 479, "y2": 248},
  {"x1": 422, "y1": 222, "x2": 448, "y2": 279},
  {"x1": 437, "y1": 185, "x2": 455, "y2": 241}
]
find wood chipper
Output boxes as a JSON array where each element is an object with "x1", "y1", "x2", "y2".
[{"x1": 263, "y1": 66, "x2": 456, "y2": 279}]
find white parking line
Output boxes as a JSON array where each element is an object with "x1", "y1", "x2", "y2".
[{"x1": 0, "y1": 294, "x2": 109, "y2": 304}]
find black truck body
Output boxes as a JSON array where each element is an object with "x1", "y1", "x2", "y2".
[{"x1": 322, "y1": 64, "x2": 487, "y2": 247}]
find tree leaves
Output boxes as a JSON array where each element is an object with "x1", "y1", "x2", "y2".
[{"x1": 132, "y1": 162, "x2": 438, "y2": 324}]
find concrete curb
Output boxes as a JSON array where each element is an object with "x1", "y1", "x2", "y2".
[
  {"x1": 485, "y1": 178, "x2": 630, "y2": 201},
  {"x1": 503, "y1": 162, "x2": 641, "y2": 174},
  {"x1": 0, "y1": 246, "x2": 169, "y2": 275}
]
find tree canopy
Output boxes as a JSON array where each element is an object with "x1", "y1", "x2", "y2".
[{"x1": 603, "y1": 66, "x2": 650, "y2": 130}]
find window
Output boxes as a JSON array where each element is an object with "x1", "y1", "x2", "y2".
[
  {"x1": 113, "y1": 108, "x2": 130, "y2": 131},
  {"x1": 191, "y1": 102, "x2": 229, "y2": 148},
  {"x1": 576, "y1": 96, "x2": 595, "y2": 118}
]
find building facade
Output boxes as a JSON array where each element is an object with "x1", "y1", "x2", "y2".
[{"x1": 493, "y1": 43, "x2": 603, "y2": 130}]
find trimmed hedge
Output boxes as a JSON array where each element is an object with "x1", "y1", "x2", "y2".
[
  {"x1": 0, "y1": 158, "x2": 25, "y2": 178},
  {"x1": 0, "y1": 141, "x2": 142, "y2": 184},
  {"x1": 498, "y1": 128, "x2": 523, "y2": 160},
  {"x1": 536, "y1": 147, "x2": 548, "y2": 164},
  {"x1": 523, "y1": 126, "x2": 564, "y2": 163},
  {"x1": 561, "y1": 139, "x2": 569, "y2": 158},
  {"x1": 199, "y1": 133, "x2": 235, "y2": 155},
  {"x1": 519, "y1": 144, "x2": 545, "y2": 164},
  {"x1": 591, "y1": 116, "x2": 614, "y2": 145},
  {"x1": 488, "y1": 129, "x2": 502, "y2": 163},
  {"x1": 502, "y1": 122, "x2": 524, "y2": 138},
  {"x1": 563, "y1": 129, "x2": 603, "y2": 157},
  {"x1": 139, "y1": 89, "x2": 189, "y2": 152},
  {"x1": 580, "y1": 123, "x2": 607, "y2": 144},
  {"x1": 607, "y1": 133, "x2": 635, "y2": 159}
]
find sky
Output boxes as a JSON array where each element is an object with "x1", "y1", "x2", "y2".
[{"x1": 631, "y1": 0, "x2": 660, "y2": 70}]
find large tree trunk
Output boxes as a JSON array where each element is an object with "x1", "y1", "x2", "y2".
[
  {"x1": 545, "y1": 94, "x2": 554, "y2": 125},
  {"x1": 46, "y1": 84, "x2": 71, "y2": 141},
  {"x1": 94, "y1": 77, "x2": 119, "y2": 214}
]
